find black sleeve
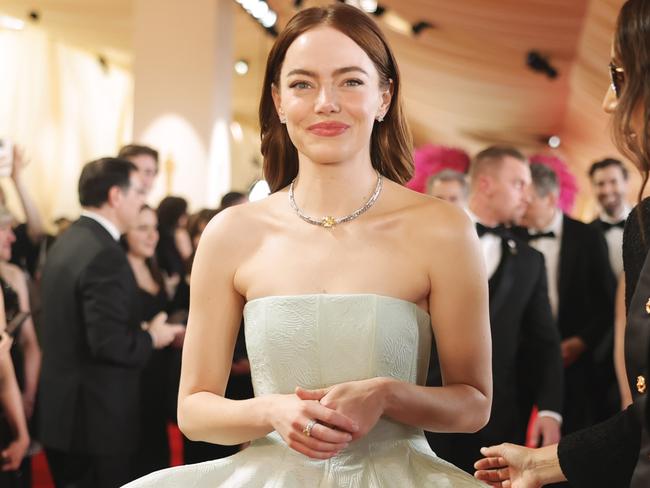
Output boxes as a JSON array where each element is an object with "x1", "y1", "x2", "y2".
[
  {"x1": 578, "y1": 229, "x2": 616, "y2": 349},
  {"x1": 521, "y1": 253, "x2": 564, "y2": 413},
  {"x1": 80, "y1": 245, "x2": 153, "y2": 367},
  {"x1": 558, "y1": 405, "x2": 641, "y2": 487}
]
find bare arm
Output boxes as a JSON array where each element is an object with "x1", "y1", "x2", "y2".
[
  {"x1": 4, "y1": 265, "x2": 41, "y2": 418},
  {"x1": 10, "y1": 147, "x2": 44, "y2": 243},
  {"x1": 382, "y1": 206, "x2": 492, "y2": 433},
  {"x1": 177, "y1": 209, "x2": 357, "y2": 457},
  {"x1": 614, "y1": 272, "x2": 632, "y2": 409},
  {"x1": 0, "y1": 292, "x2": 29, "y2": 470}
]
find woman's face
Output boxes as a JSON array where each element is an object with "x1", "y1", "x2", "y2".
[
  {"x1": 126, "y1": 208, "x2": 159, "y2": 259},
  {"x1": 0, "y1": 222, "x2": 15, "y2": 262},
  {"x1": 272, "y1": 26, "x2": 391, "y2": 166}
]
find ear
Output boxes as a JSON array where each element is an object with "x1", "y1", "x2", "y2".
[
  {"x1": 477, "y1": 174, "x2": 492, "y2": 195},
  {"x1": 107, "y1": 185, "x2": 123, "y2": 208},
  {"x1": 377, "y1": 79, "x2": 393, "y2": 119},
  {"x1": 548, "y1": 191, "x2": 560, "y2": 209},
  {"x1": 271, "y1": 83, "x2": 284, "y2": 123}
]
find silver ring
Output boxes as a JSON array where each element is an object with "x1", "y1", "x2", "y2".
[{"x1": 303, "y1": 419, "x2": 317, "y2": 437}]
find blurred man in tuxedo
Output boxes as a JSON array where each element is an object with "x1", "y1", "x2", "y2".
[
  {"x1": 118, "y1": 144, "x2": 159, "y2": 196},
  {"x1": 426, "y1": 169, "x2": 469, "y2": 208},
  {"x1": 588, "y1": 158, "x2": 630, "y2": 420},
  {"x1": 426, "y1": 146, "x2": 564, "y2": 474},
  {"x1": 520, "y1": 164, "x2": 615, "y2": 434},
  {"x1": 37, "y1": 158, "x2": 183, "y2": 488},
  {"x1": 589, "y1": 158, "x2": 630, "y2": 278}
]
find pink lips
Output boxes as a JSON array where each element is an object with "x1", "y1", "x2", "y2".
[{"x1": 307, "y1": 121, "x2": 350, "y2": 137}]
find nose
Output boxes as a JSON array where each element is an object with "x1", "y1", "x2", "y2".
[
  {"x1": 314, "y1": 85, "x2": 340, "y2": 114},
  {"x1": 602, "y1": 84, "x2": 618, "y2": 114}
]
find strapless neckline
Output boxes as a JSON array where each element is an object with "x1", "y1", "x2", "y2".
[{"x1": 244, "y1": 293, "x2": 430, "y2": 319}]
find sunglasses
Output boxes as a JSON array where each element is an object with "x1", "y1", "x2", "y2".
[{"x1": 609, "y1": 62, "x2": 625, "y2": 99}]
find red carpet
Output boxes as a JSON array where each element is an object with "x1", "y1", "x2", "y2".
[{"x1": 32, "y1": 423, "x2": 185, "y2": 487}]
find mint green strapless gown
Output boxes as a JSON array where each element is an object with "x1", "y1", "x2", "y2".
[{"x1": 124, "y1": 294, "x2": 487, "y2": 487}]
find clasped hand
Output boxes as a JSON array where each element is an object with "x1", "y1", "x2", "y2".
[{"x1": 271, "y1": 378, "x2": 386, "y2": 460}]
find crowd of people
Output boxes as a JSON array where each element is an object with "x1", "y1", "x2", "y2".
[
  {"x1": 0, "y1": 144, "x2": 254, "y2": 487},
  {"x1": 0, "y1": 0, "x2": 649, "y2": 487}
]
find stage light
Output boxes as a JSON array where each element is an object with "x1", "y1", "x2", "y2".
[
  {"x1": 234, "y1": 60, "x2": 249, "y2": 76},
  {"x1": 548, "y1": 135, "x2": 561, "y2": 148},
  {"x1": 261, "y1": 10, "x2": 277, "y2": 28},
  {"x1": 360, "y1": 0, "x2": 378, "y2": 12},
  {"x1": 252, "y1": 1, "x2": 269, "y2": 20}
]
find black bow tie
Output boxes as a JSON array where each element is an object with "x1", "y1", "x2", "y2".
[
  {"x1": 476, "y1": 223, "x2": 510, "y2": 239},
  {"x1": 527, "y1": 231, "x2": 556, "y2": 241},
  {"x1": 599, "y1": 219, "x2": 626, "y2": 231}
]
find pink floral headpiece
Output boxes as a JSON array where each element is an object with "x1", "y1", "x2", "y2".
[{"x1": 406, "y1": 144, "x2": 470, "y2": 193}]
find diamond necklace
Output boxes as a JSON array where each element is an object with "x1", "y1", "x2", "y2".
[{"x1": 288, "y1": 171, "x2": 383, "y2": 228}]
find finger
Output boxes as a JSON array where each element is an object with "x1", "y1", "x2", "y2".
[
  {"x1": 479, "y1": 445, "x2": 507, "y2": 458},
  {"x1": 295, "y1": 386, "x2": 328, "y2": 401},
  {"x1": 288, "y1": 429, "x2": 348, "y2": 453},
  {"x1": 474, "y1": 456, "x2": 507, "y2": 470},
  {"x1": 286, "y1": 438, "x2": 340, "y2": 459},
  {"x1": 309, "y1": 422, "x2": 353, "y2": 444},
  {"x1": 475, "y1": 467, "x2": 510, "y2": 482},
  {"x1": 310, "y1": 403, "x2": 359, "y2": 433}
]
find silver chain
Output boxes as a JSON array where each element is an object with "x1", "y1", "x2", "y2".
[{"x1": 289, "y1": 171, "x2": 383, "y2": 228}]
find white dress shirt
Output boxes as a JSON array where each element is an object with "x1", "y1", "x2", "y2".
[
  {"x1": 600, "y1": 206, "x2": 630, "y2": 278},
  {"x1": 81, "y1": 209, "x2": 121, "y2": 241},
  {"x1": 466, "y1": 211, "x2": 502, "y2": 279},
  {"x1": 527, "y1": 211, "x2": 564, "y2": 320}
]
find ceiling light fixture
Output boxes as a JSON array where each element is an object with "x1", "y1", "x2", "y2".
[
  {"x1": 233, "y1": 0, "x2": 278, "y2": 36},
  {"x1": 234, "y1": 60, "x2": 249, "y2": 76},
  {"x1": 0, "y1": 15, "x2": 25, "y2": 30}
]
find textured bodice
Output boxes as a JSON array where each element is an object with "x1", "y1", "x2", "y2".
[
  {"x1": 125, "y1": 294, "x2": 489, "y2": 487},
  {"x1": 243, "y1": 294, "x2": 432, "y2": 396}
]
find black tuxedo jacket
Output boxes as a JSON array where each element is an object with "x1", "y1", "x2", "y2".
[
  {"x1": 37, "y1": 216, "x2": 153, "y2": 456},
  {"x1": 556, "y1": 216, "x2": 615, "y2": 347},
  {"x1": 427, "y1": 235, "x2": 563, "y2": 473}
]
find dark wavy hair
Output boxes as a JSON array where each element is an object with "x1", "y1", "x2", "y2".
[
  {"x1": 613, "y1": 0, "x2": 650, "y2": 241},
  {"x1": 259, "y1": 3, "x2": 413, "y2": 193}
]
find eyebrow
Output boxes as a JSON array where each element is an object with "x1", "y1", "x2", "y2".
[{"x1": 286, "y1": 66, "x2": 369, "y2": 77}]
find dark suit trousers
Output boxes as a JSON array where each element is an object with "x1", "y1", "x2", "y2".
[{"x1": 45, "y1": 448, "x2": 134, "y2": 488}]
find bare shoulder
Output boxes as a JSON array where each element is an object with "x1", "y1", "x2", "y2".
[
  {"x1": 195, "y1": 194, "x2": 283, "y2": 265},
  {"x1": 386, "y1": 181, "x2": 475, "y2": 244}
]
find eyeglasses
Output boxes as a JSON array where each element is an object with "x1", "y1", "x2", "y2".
[{"x1": 609, "y1": 62, "x2": 625, "y2": 99}]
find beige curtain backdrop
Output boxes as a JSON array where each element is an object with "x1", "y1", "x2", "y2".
[{"x1": 0, "y1": 25, "x2": 132, "y2": 226}]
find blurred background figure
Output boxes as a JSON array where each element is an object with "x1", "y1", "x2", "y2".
[
  {"x1": 122, "y1": 205, "x2": 183, "y2": 478},
  {"x1": 218, "y1": 191, "x2": 248, "y2": 210},
  {"x1": 0, "y1": 205, "x2": 41, "y2": 487},
  {"x1": 155, "y1": 196, "x2": 192, "y2": 316},
  {"x1": 426, "y1": 169, "x2": 469, "y2": 207},
  {"x1": 118, "y1": 145, "x2": 160, "y2": 196},
  {"x1": 519, "y1": 163, "x2": 615, "y2": 439}
]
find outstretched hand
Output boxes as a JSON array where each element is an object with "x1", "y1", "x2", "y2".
[
  {"x1": 474, "y1": 444, "x2": 543, "y2": 488},
  {"x1": 295, "y1": 378, "x2": 386, "y2": 441}
]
